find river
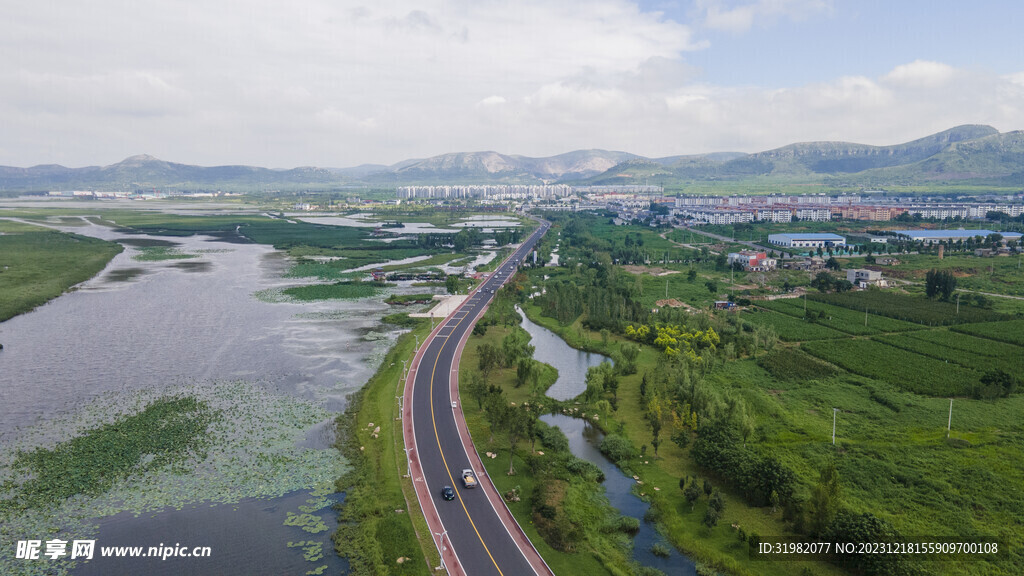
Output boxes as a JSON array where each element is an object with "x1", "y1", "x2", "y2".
[
  {"x1": 517, "y1": 307, "x2": 696, "y2": 575},
  {"x1": 516, "y1": 306, "x2": 608, "y2": 401}
]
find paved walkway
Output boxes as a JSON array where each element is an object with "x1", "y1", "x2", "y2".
[{"x1": 409, "y1": 294, "x2": 469, "y2": 318}]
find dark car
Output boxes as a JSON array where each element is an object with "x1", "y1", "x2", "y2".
[{"x1": 441, "y1": 485, "x2": 455, "y2": 501}]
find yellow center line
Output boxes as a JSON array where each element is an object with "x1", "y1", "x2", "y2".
[{"x1": 428, "y1": 277, "x2": 507, "y2": 575}]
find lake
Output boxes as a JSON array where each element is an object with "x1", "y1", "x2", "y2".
[{"x1": 0, "y1": 217, "x2": 431, "y2": 576}]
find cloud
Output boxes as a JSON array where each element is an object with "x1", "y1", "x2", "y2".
[
  {"x1": 883, "y1": 60, "x2": 956, "y2": 88},
  {"x1": 1, "y1": 2, "x2": 1022, "y2": 168},
  {"x1": 698, "y1": 0, "x2": 833, "y2": 33}
]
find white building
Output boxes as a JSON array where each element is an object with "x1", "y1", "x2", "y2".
[
  {"x1": 755, "y1": 208, "x2": 793, "y2": 223},
  {"x1": 794, "y1": 207, "x2": 832, "y2": 222},
  {"x1": 768, "y1": 233, "x2": 847, "y2": 249},
  {"x1": 846, "y1": 269, "x2": 887, "y2": 288}
]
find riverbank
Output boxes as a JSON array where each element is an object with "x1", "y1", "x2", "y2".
[
  {"x1": 332, "y1": 316, "x2": 438, "y2": 576},
  {"x1": 0, "y1": 220, "x2": 123, "y2": 322}
]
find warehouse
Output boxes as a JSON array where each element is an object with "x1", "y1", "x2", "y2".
[{"x1": 767, "y1": 232, "x2": 847, "y2": 249}]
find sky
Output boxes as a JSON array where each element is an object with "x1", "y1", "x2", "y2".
[{"x1": 2, "y1": 0, "x2": 1023, "y2": 168}]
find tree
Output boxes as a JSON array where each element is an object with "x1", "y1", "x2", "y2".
[
  {"x1": 703, "y1": 505, "x2": 720, "y2": 528},
  {"x1": 506, "y1": 407, "x2": 532, "y2": 475},
  {"x1": 466, "y1": 371, "x2": 488, "y2": 410},
  {"x1": 977, "y1": 369, "x2": 1019, "y2": 399},
  {"x1": 478, "y1": 342, "x2": 500, "y2": 377},
  {"x1": 515, "y1": 358, "x2": 537, "y2": 388},
  {"x1": 705, "y1": 280, "x2": 719, "y2": 295},
  {"x1": 709, "y1": 491, "x2": 725, "y2": 515},
  {"x1": 703, "y1": 478, "x2": 713, "y2": 498},
  {"x1": 810, "y1": 271, "x2": 834, "y2": 292},
  {"x1": 825, "y1": 257, "x2": 841, "y2": 271},
  {"x1": 685, "y1": 481, "x2": 701, "y2": 510},
  {"x1": 806, "y1": 461, "x2": 841, "y2": 537},
  {"x1": 445, "y1": 274, "x2": 460, "y2": 295},
  {"x1": 687, "y1": 269, "x2": 698, "y2": 283},
  {"x1": 647, "y1": 395, "x2": 664, "y2": 455},
  {"x1": 925, "y1": 269, "x2": 957, "y2": 300}
]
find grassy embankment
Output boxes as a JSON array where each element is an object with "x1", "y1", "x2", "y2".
[
  {"x1": 332, "y1": 316, "x2": 438, "y2": 576},
  {"x1": 0, "y1": 220, "x2": 123, "y2": 322}
]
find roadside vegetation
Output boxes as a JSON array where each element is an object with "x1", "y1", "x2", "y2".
[
  {"x1": 461, "y1": 212, "x2": 1024, "y2": 576},
  {"x1": 332, "y1": 318, "x2": 435, "y2": 576}
]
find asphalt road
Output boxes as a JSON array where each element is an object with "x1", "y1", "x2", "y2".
[{"x1": 409, "y1": 219, "x2": 550, "y2": 576}]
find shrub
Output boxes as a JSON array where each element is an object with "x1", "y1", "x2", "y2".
[{"x1": 600, "y1": 433, "x2": 639, "y2": 463}]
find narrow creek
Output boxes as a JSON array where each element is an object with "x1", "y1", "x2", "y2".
[{"x1": 517, "y1": 308, "x2": 696, "y2": 574}]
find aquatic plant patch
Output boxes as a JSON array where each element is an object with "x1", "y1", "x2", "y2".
[
  {"x1": 0, "y1": 380, "x2": 345, "y2": 576},
  {"x1": 131, "y1": 245, "x2": 199, "y2": 261}
]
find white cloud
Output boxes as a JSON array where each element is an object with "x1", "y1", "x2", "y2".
[
  {"x1": 883, "y1": 60, "x2": 956, "y2": 88},
  {"x1": 477, "y1": 96, "x2": 507, "y2": 107},
  {"x1": 0, "y1": 2, "x2": 1022, "y2": 168},
  {"x1": 698, "y1": 0, "x2": 832, "y2": 33}
]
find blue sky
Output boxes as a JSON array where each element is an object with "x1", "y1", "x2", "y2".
[
  {"x1": 1, "y1": 0, "x2": 1022, "y2": 167},
  {"x1": 663, "y1": 1, "x2": 1023, "y2": 85}
]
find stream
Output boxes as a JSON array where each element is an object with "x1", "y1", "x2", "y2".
[{"x1": 517, "y1": 307, "x2": 696, "y2": 574}]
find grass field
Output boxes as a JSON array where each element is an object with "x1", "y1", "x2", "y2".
[{"x1": 0, "y1": 223, "x2": 123, "y2": 322}]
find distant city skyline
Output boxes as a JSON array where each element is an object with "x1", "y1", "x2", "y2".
[{"x1": 2, "y1": 1, "x2": 1022, "y2": 168}]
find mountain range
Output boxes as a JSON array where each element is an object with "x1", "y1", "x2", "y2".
[{"x1": 2, "y1": 125, "x2": 1022, "y2": 193}]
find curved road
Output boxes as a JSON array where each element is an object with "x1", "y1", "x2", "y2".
[{"x1": 403, "y1": 219, "x2": 553, "y2": 576}]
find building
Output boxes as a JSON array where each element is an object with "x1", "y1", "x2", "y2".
[
  {"x1": 768, "y1": 233, "x2": 847, "y2": 249},
  {"x1": 681, "y1": 208, "x2": 754, "y2": 225},
  {"x1": 794, "y1": 207, "x2": 832, "y2": 222},
  {"x1": 846, "y1": 269, "x2": 887, "y2": 288},
  {"x1": 727, "y1": 250, "x2": 776, "y2": 271},
  {"x1": 892, "y1": 229, "x2": 1023, "y2": 244},
  {"x1": 755, "y1": 208, "x2": 793, "y2": 223}
]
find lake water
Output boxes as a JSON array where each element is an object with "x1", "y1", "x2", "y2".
[
  {"x1": 0, "y1": 218, "x2": 433, "y2": 575},
  {"x1": 516, "y1": 306, "x2": 609, "y2": 401}
]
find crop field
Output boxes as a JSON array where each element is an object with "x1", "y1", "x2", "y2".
[
  {"x1": 741, "y1": 307, "x2": 846, "y2": 341},
  {"x1": 808, "y1": 290, "x2": 1008, "y2": 326},
  {"x1": 902, "y1": 329, "x2": 1024, "y2": 362},
  {"x1": 758, "y1": 297, "x2": 922, "y2": 335},
  {"x1": 872, "y1": 333, "x2": 1022, "y2": 375},
  {"x1": 951, "y1": 319, "x2": 1024, "y2": 347},
  {"x1": 801, "y1": 338, "x2": 982, "y2": 397}
]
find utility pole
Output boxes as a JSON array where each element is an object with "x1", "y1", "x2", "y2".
[
  {"x1": 956, "y1": 293, "x2": 960, "y2": 315},
  {"x1": 832, "y1": 408, "x2": 839, "y2": 445},
  {"x1": 947, "y1": 398, "x2": 953, "y2": 438}
]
